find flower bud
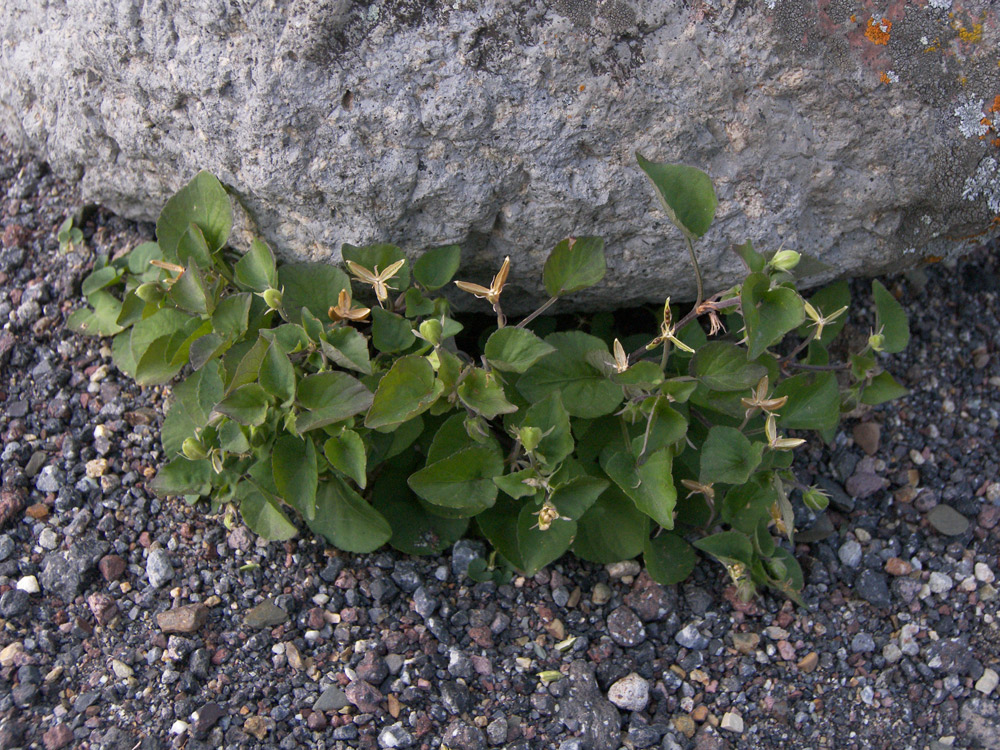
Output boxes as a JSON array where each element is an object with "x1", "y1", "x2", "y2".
[
  {"x1": 464, "y1": 415, "x2": 491, "y2": 443},
  {"x1": 802, "y1": 486, "x2": 830, "y2": 512},
  {"x1": 418, "y1": 319, "x2": 443, "y2": 346},
  {"x1": 518, "y1": 426, "x2": 544, "y2": 453},
  {"x1": 770, "y1": 249, "x2": 801, "y2": 271},
  {"x1": 182, "y1": 437, "x2": 207, "y2": 460},
  {"x1": 868, "y1": 332, "x2": 885, "y2": 352},
  {"x1": 211, "y1": 451, "x2": 225, "y2": 474},
  {"x1": 262, "y1": 287, "x2": 283, "y2": 311}
]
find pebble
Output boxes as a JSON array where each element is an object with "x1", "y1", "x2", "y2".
[
  {"x1": 855, "y1": 570, "x2": 892, "y2": 608},
  {"x1": 838, "y1": 539, "x2": 862, "y2": 568},
  {"x1": 244, "y1": 600, "x2": 288, "y2": 628},
  {"x1": 16, "y1": 574, "x2": 40, "y2": 593},
  {"x1": 41, "y1": 724, "x2": 73, "y2": 750},
  {"x1": 607, "y1": 606, "x2": 646, "y2": 646},
  {"x1": 314, "y1": 685, "x2": 350, "y2": 712},
  {"x1": 883, "y1": 643, "x2": 903, "y2": 663},
  {"x1": 929, "y1": 572, "x2": 954, "y2": 594},
  {"x1": 85, "y1": 458, "x2": 108, "y2": 478},
  {"x1": 606, "y1": 560, "x2": 641, "y2": 579},
  {"x1": 720, "y1": 712, "x2": 744, "y2": 733},
  {"x1": 378, "y1": 722, "x2": 415, "y2": 748},
  {"x1": 731, "y1": 632, "x2": 759, "y2": 655},
  {"x1": 111, "y1": 659, "x2": 133, "y2": 679},
  {"x1": 607, "y1": 672, "x2": 649, "y2": 711},
  {"x1": 852, "y1": 422, "x2": 881, "y2": 455},
  {"x1": 145, "y1": 548, "x2": 174, "y2": 588},
  {"x1": 885, "y1": 557, "x2": 913, "y2": 576},
  {"x1": 974, "y1": 563, "x2": 994, "y2": 583},
  {"x1": 591, "y1": 582, "x2": 611, "y2": 605},
  {"x1": 796, "y1": 652, "x2": 819, "y2": 672},
  {"x1": 98, "y1": 554, "x2": 126, "y2": 581},
  {"x1": 975, "y1": 668, "x2": 998, "y2": 695},
  {"x1": 38, "y1": 527, "x2": 59, "y2": 550},
  {"x1": 35, "y1": 465, "x2": 62, "y2": 493},
  {"x1": 0, "y1": 534, "x2": 14, "y2": 561},
  {"x1": 676, "y1": 622, "x2": 709, "y2": 650},
  {"x1": 156, "y1": 604, "x2": 209, "y2": 634},
  {"x1": 926, "y1": 505, "x2": 970, "y2": 536},
  {"x1": 851, "y1": 632, "x2": 876, "y2": 653}
]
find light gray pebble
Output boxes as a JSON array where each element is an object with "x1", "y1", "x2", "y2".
[
  {"x1": 851, "y1": 632, "x2": 876, "y2": 653},
  {"x1": 675, "y1": 622, "x2": 709, "y2": 650},
  {"x1": 38, "y1": 528, "x2": 59, "y2": 550},
  {"x1": 146, "y1": 548, "x2": 174, "y2": 589},
  {"x1": 35, "y1": 465, "x2": 63, "y2": 494},
  {"x1": 378, "y1": 722, "x2": 415, "y2": 748},
  {"x1": 838, "y1": 539, "x2": 863, "y2": 568},
  {"x1": 929, "y1": 572, "x2": 953, "y2": 594},
  {"x1": 0, "y1": 535, "x2": 14, "y2": 562}
]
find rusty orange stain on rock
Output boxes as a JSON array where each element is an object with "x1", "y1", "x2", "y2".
[{"x1": 865, "y1": 17, "x2": 892, "y2": 45}]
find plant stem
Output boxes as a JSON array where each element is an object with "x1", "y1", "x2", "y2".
[
  {"x1": 784, "y1": 361, "x2": 849, "y2": 372},
  {"x1": 686, "y1": 235, "x2": 704, "y2": 307},
  {"x1": 780, "y1": 329, "x2": 816, "y2": 364},
  {"x1": 517, "y1": 296, "x2": 558, "y2": 328}
]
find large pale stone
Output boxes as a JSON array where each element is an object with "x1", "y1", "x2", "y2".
[{"x1": 2, "y1": 1, "x2": 999, "y2": 309}]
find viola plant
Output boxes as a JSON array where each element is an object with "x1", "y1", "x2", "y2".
[{"x1": 68, "y1": 154, "x2": 909, "y2": 602}]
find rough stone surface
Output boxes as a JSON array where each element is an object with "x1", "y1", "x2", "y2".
[
  {"x1": 156, "y1": 604, "x2": 209, "y2": 634},
  {"x1": 557, "y1": 661, "x2": 620, "y2": 750},
  {"x1": 607, "y1": 672, "x2": 649, "y2": 712},
  {"x1": 3, "y1": 2, "x2": 999, "y2": 310}
]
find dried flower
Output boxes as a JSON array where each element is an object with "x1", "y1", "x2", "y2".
[
  {"x1": 741, "y1": 376, "x2": 788, "y2": 420},
  {"x1": 347, "y1": 258, "x2": 406, "y2": 305},
  {"x1": 454, "y1": 256, "x2": 510, "y2": 306},
  {"x1": 328, "y1": 288, "x2": 371, "y2": 322}
]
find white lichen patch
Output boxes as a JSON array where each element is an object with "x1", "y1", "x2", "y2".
[
  {"x1": 928, "y1": 0, "x2": 952, "y2": 9},
  {"x1": 963, "y1": 157, "x2": 1000, "y2": 214},
  {"x1": 955, "y1": 98, "x2": 988, "y2": 138},
  {"x1": 884, "y1": 70, "x2": 899, "y2": 84}
]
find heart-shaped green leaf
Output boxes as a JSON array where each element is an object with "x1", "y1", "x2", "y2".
[
  {"x1": 324, "y1": 430, "x2": 368, "y2": 489},
  {"x1": 518, "y1": 332, "x2": 622, "y2": 418},
  {"x1": 636, "y1": 153, "x2": 717, "y2": 239},
  {"x1": 234, "y1": 238, "x2": 278, "y2": 292},
  {"x1": 307, "y1": 477, "x2": 391, "y2": 553},
  {"x1": 484, "y1": 327, "x2": 555, "y2": 373},
  {"x1": 272, "y1": 435, "x2": 318, "y2": 520},
  {"x1": 156, "y1": 171, "x2": 232, "y2": 261},
  {"x1": 543, "y1": 236, "x2": 606, "y2": 297},
  {"x1": 699, "y1": 426, "x2": 763, "y2": 485},
  {"x1": 295, "y1": 371, "x2": 373, "y2": 432},
  {"x1": 414, "y1": 244, "x2": 461, "y2": 290},
  {"x1": 644, "y1": 532, "x2": 697, "y2": 585},
  {"x1": 366, "y1": 356, "x2": 441, "y2": 430},
  {"x1": 872, "y1": 280, "x2": 910, "y2": 353}
]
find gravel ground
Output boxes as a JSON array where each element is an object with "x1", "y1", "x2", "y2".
[{"x1": 1, "y1": 136, "x2": 999, "y2": 750}]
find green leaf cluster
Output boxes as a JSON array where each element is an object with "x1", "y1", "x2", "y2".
[{"x1": 69, "y1": 159, "x2": 910, "y2": 602}]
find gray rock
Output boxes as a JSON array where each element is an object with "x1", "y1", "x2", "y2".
[
  {"x1": 451, "y1": 539, "x2": 485, "y2": 579},
  {"x1": 675, "y1": 622, "x2": 709, "y2": 650},
  {"x1": 0, "y1": 589, "x2": 29, "y2": 618},
  {"x1": 378, "y1": 722, "x2": 415, "y2": 749},
  {"x1": 0, "y1": 534, "x2": 14, "y2": 562},
  {"x1": 855, "y1": 570, "x2": 891, "y2": 609},
  {"x1": 145, "y1": 548, "x2": 174, "y2": 589},
  {"x1": 413, "y1": 586, "x2": 438, "y2": 619},
  {"x1": 607, "y1": 606, "x2": 646, "y2": 647},
  {"x1": 961, "y1": 697, "x2": 1000, "y2": 750},
  {"x1": 926, "y1": 505, "x2": 970, "y2": 536},
  {"x1": 34, "y1": 465, "x2": 62, "y2": 494},
  {"x1": 485, "y1": 717, "x2": 507, "y2": 746},
  {"x1": 838, "y1": 539, "x2": 863, "y2": 568},
  {"x1": 313, "y1": 685, "x2": 349, "y2": 713},
  {"x1": 556, "y1": 661, "x2": 620, "y2": 750},
  {"x1": 441, "y1": 720, "x2": 485, "y2": 750},
  {"x1": 850, "y1": 632, "x2": 876, "y2": 654},
  {"x1": 3, "y1": 2, "x2": 999, "y2": 312},
  {"x1": 39, "y1": 551, "x2": 82, "y2": 602},
  {"x1": 244, "y1": 600, "x2": 288, "y2": 629}
]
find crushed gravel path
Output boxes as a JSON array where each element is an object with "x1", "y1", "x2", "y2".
[{"x1": 1, "y1": 137, "x2": 999, "y2": 750}]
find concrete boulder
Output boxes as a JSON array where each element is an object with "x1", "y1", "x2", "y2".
[{"x1": 1, "y1": 0, "x2": 998, "y2": 309}]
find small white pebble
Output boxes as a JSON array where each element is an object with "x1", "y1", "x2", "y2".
[
  {"x1": 929, "y1": 572, "x2": 953, "y2": 594},
  {"x1": 112, "y1": 660, "x2": 133, "y2": 679},
  {"x1": 85, "y1": 458, "x2": 108, "y2": 478},
  {"x1": 975, "y1": 563, "x2": 995, "y2": 583},
  {"x1": 312, "y1": 593, "x2": 330, "y2": 606},
  {"x1": 910, "y1": 449, "x2": 926, "y2": 465},
  {"x1": 721, "y1": 711, "x2": 744, "y2": 733},
  {"x1": 960, "y1": 576, "x2": 978, "y2": 593},
  {"x1": 975, "y1": 668, "x2": 999, "y2": 695},
  {"x1": 16, "y1": 575, "x2": 40, "y2": 594},
  {"x1": 169, "y1": 720, "x2": 189, "y2": 736},
  {"x1": 855, "y1": 529, "x2": 872, "y2": 543}
]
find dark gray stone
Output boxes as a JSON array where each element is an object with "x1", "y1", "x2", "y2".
[
  {"x1": 855, "y1": 570, "x2": 892, "y2": 609},
  {"x1": 557, "y1": 661, "x2": 621, "y2": 750}
]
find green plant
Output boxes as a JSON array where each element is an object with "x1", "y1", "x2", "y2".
[
  {"x1": 69, "y1": 156, "x2": 909, "y2": 601},
  {"x1": 58, "y1": 215, "x2": 84, "y2": 253}
]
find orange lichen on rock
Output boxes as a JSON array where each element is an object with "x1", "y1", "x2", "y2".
[
  {"x1": 880, "y1": 72, "x2": 891, "y2": 84},
  {"x1": 956, "y1": 22, "x2": 983, "y2": 44},
  {"x1": 865, "y1": 17, "x2": 891, "y2": 45}
]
